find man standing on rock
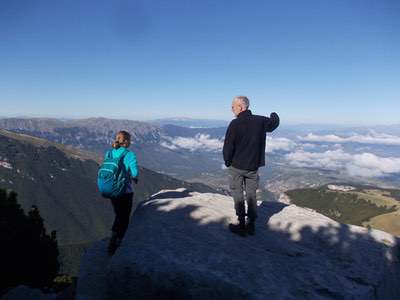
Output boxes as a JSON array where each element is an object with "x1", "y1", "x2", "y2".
[{"x1": 223, "y1": 96, "x2": 279, "y2": 236}]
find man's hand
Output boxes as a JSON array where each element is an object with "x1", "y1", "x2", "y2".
[
  {"x1": 265, "y1": 112, "x2": 280, "y2": 132},
  {"x1": 132, "y1": 177, "x2": 139, "y2": 184}
]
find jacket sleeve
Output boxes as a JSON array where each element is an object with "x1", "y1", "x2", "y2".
[
  {"x1": 265, "y1": 112, "x2": 280, "y2": 133},
  {"x1": 223, "y1": 121, "x2": 235, "y2": 167},
  {"x1": 126, "y1": 152, "x2": 139, "y2": 178}
]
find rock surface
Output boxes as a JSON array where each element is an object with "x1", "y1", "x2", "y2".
[
  {"x1": 1, "y1": 284, "x2": 75, "y2": 300},
  {"x1": 76, "y1": 189, "x2": 400, "y2": 300},
  {"x1": 1, "y1": 286, "x2": 54, "y2": 300}
]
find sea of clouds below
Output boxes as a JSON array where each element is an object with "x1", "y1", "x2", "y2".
[{"x1": 159, "y1": 131, "x2": 400, "y2": 178}]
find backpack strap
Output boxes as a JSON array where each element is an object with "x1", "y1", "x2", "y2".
[
  {"x1": 120, "y1": 148, "x2": 129, "y2": 160},
  {"x1": 106, "y1": 150, "x2": 113, "y2": 159},
  {"x1": 117, "y1": 149, "x2": 130, "y2": 172}
]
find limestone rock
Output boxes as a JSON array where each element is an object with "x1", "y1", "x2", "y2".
[{"x1": 76, "y1": 189, "x2": 400, "y2": 300}]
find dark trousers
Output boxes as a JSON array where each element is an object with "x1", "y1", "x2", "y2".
[
  {"x1": 111, "y1": 193, "x2": 133, "y2": 239},
  {"x1": 228, "y1": 166, "x2": 259, "y2": 222}
]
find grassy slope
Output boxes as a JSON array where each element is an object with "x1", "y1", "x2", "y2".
[
  {"x1": 286, "y1": 185, "x2": 399, "y2": 235},
  {"x1": 350, "y1": 189, "x2": 400, "y2": 209},
  {"x1": 365, "y1": 212, "x2": 400, "y2": 236},
  {"x1": 0, "y1": 129, "x2": 102, "y2": 162}
]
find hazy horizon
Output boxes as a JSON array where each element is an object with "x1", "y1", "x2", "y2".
[{"x1": 0, "y1": 113, "x2": 399, "y2": 127}]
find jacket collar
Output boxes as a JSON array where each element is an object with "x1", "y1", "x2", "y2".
[
  {"x1": 237, "y1": 110, "x2": 252, "y2": 118},
  {"x1": 114, "y1": 146, "x2": 128, "y2": 153}
]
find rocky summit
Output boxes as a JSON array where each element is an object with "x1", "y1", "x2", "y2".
[{"x1": 76, "y1": 189, "x2": 400, "y2": 300}]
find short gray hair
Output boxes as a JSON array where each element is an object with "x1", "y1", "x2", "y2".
[{"x1": 234, "y1": 96, "x2": 250, "y2": 109}]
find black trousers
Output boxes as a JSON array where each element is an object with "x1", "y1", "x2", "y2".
[{"x1": 111, "y1": 193, "x2": 133, "y2": 239}]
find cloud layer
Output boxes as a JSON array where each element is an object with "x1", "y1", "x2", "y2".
[
  {"x1": 286, "y1": 149, "x2": 400, "y2": 178},
  {"x1": 160, "y1": 131, "x2": 400, "y2": 178},
  {"x1": 266, "y1": 137, "x2": 297, "y2": 153},
  {"x1": 299, "y1": 132, "x2": 400, "y2": 146},
  {"x1": 161, "y1": 134, "x2": 224, "y2": 152},
  {"x1": 161, "y1": 135, "x2": 296, "y2": 153}
]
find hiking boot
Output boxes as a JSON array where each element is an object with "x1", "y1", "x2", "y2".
[
  {"x1": 108, "y1": 233, "x2": 121, "y2": 256},
  {"x1": 229, "y1": 219, "x2": 247, "y2": 237},
  {"x1": 246, "y1": 220, "x2": 255, "y2": 236}
]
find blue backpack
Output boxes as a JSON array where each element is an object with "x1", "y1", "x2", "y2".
[{"x1": 97, "y1": 149, "x2": 129, "y2": 198}]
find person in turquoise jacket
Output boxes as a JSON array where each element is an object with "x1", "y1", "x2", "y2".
[{"x1": 106, "y1": 130, "x2": 139, "y2": 255}]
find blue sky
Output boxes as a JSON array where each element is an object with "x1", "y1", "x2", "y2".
[{"x1": 0, "y1": 0, "x2": 399, "y2": 124}]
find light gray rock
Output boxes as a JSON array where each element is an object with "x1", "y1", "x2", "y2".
[{"x1": 76, "y1": 189, "x2": 400, "y2": 300}]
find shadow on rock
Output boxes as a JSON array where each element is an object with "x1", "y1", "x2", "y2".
[{"x1": 76, "y1": 190, "x2": 400, "y2": 300}]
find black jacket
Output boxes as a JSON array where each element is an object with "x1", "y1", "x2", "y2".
[{"x1": 223, "y1": 110, "x2": 279, "y2": 171}]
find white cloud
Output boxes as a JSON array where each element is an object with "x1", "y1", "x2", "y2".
[
  {"x1": 266, "y1": 137, "x2": 297, "y2": 153},
  {"x1": 160, "y1": 141, "x2": 178, "y2": 150},
  {"x1": 347, "y1": 153, "x2": 400, "y2": 177},
  {"x1": 162, "y1": 135, "x2": 298, "y2": 153},
  {"x1": 161, "y1": 134, "x2": 224, "y2": 152},
  {"x1": 286, "y1": 149, "x2": 352, "y2": 170},
  {"x1": 299, "y1": 131, "x2": 400, "y2": 146},
  {"x1": 286, "y1": 149, "x2": 400, "y2": 178},
  {"x1": 0, "y1": 161, "x2": 12, "y2": 169},
  {"x1": 300, "y1": 143, "x2": 318, "y2": 149}
]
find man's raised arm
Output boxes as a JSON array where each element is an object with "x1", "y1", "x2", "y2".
[{"x1": 265, "y1": 112, "x2": 280, "y2": 132}]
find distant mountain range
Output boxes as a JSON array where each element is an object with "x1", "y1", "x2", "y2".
[
  {"x1": 0, "y1": 117, "x2": 162, "y2": 148},
  {"x1": 162, "y1": 124, "x2": 226, "y2": 139},
  {"x1": 149, "y1": 117, "x2": 229, "y2": 128},
  {"x1": 0, "y1": 117, "x2": 228, "y2": 184}
]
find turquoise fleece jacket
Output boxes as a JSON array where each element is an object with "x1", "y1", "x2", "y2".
[
  {"x1": 106, "y1": 147, "x2": 138, "y2": 177},
  {"x1": 105, "y1": 147, "x2": 139, "y2": 193}
]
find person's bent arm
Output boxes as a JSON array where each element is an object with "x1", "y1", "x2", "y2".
[
  {"x1": 223, "y1": 122, "x2": 236, "y2": 167},
  {"x1": 265, "y1": 112, "x2": 280, "y2": 132},
  {"x1": 127, "y1": 152, "x2": 139, "y2": 178}
]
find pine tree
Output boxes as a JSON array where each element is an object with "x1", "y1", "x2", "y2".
[{"x1": 0, "y1": 189, "x2": 59, "y2": 292}]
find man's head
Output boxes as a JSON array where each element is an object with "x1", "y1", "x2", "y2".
[{"x1": 231, "y1": 96, "x2": 249, "y2": 117}]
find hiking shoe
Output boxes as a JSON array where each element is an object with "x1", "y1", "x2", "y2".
[
  {"x1": 246, "y1": 220, "x2": 255, "y2": 236},
  {"x1": 229, "y1": 222, "x2": 247, "y2": 237}
]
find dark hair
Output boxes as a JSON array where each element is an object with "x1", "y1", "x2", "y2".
[{"x1": 112, "y1": 130, "x2": 131, "y2": 149}]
